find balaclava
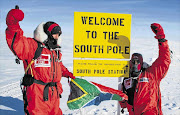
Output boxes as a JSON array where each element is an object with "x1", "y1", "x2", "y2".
[
  {"x1": 130, "y1": 53, "x2": 143, "y2": 77},
  {"x1": 43, "y1": 21, "x2": 62, "y2": 49}
]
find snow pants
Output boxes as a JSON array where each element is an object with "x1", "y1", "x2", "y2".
[{"x1": 26, "y1": 83, "x2": 62, "y2": 115}]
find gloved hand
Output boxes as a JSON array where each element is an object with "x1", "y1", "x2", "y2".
[
  {"x1": 68, "y1": 72, "x2": 76, "y2": 79},
  {"x1": 6, "y1": 5, "x2": 24, "y2": 27},
  {"x1": 62, "y1": 71, "x2": 76, "y2": 79},
  {"x1": 119, "y1": 100, "x2": 127, "y2": 108},
  {"x1": 151, "y1": 23, "x2": 165, "y2": 39},
  {"x1": 61, "y1": 62, "x2": 75, "y2": 79}
]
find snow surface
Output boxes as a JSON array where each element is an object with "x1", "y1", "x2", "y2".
[{"x1": 0, "y1": 35, "x2": 180, "y2": 115}]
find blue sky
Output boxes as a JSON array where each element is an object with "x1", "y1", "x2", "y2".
[{"x1": 0, "y1": 0, "x2": 180, "y2": 41}]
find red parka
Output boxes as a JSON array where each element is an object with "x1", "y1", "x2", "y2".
[
  {"x1": 6, "y1": 8, "x2": 74, "y2": 115},
  {"x1": 121, "y1": 40, "x2": 171, "y2": 115}
]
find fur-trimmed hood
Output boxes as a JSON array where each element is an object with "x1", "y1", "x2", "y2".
[{"x1": 34, "y1": 22, "x2": 62, "y2": 46}]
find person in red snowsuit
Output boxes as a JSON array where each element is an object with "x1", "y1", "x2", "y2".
[
  {"x1": 5, "y1": 6, "x2": 75, "y2": 115},
  {"x1": 120, "y1": 23, "x2": 171, "y2": 115}
]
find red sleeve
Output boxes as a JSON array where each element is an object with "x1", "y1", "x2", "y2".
[
  {"x1": 5, "y1": 9, "x2": 37, "y2": 61},
  {"x1": 148, "y1": 40, "x2": 171, "y2": 81},
  {"x1": 60, "y1": 62, "x2": 75, "y2": 79}
]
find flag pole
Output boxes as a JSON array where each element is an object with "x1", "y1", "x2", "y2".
[{"x1": 117, "y1": 77, "x2": 124, "y2": 115}]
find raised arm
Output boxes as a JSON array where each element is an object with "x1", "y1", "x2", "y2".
[
  {"x1": 6, "y1": 6, "x2": 37, "y2": 61},
  {"x1": 148, "y1": 23, "x2": 171, "y2": 81}
]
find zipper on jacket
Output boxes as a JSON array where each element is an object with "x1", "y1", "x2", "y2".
[
  {"x1": 52, "y1": 51, "x2": 55, "y2": 81},
  {"x1": 50, "y1": 51, "x2": 55, "y2": 98},
  {"x1": 56, "y1": 58, "x2": 58, "y2": 79}
]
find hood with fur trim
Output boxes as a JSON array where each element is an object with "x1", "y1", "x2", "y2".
[{"x1": 34, "y1": 22, "x2": 62, "y2": 46}]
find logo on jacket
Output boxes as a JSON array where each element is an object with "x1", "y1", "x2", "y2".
[
  {"x1": 34, "y1": 54, "x2": 51, "y2": 67},
  {"x1": 124, "y1": 78, "x2": 133, "y2": 90},
  {"x1": 139, "y1": 77, "x2": 149, "y2": 83}
]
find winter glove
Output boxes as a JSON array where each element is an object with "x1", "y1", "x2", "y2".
[
  {"x1": 119, "y1": 100, "x2": 127, "y2": 108},
  {"x1": 151, "y1": 23, "x2": 165, "y2": 39},
  {"x1": 68, "y1": 72, "x2": 76, "y2": 79},
  {"x1": 62, "y1": 71, "x2": 75, "y2": 79},
  {"x1": 60, "y1": 61, "x2": 76, "y2": 79},
  {"x1": 62, "y1": 68, "x2": 76, "y2": 79},
  {"x1": 6, "y1": 5, "x2": 24, "y2": 27}
]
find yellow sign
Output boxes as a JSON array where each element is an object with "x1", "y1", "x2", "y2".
[
  {"x1": 73, "y1": 60, "x2": 129, "y2": 77},
  {"x1": 74, "y1": 12, "x2": 131, "y2": 59}
]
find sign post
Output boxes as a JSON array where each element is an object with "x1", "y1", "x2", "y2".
[
  {"x1": 73, "y1": 12, "x2": 131, "y2": 114},
  {"x1": 117, "y1": 77, "x2": 124, "y2": 115}
]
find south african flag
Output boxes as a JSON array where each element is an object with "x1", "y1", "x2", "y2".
[{"x1": 67, "y1": 78, "x2": 127, "y2": 110}]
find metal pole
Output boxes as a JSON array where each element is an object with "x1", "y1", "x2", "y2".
[{"x1": 117, "y1": 77, "x2": 124, "y2": 115}]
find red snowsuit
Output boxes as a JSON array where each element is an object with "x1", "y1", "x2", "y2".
[
  {"x1": 6, "y1": 8, "x2": 74, "y2": 115},
  {"x1": 120, "y1": 40, "x2": 171, "y2": 115}
]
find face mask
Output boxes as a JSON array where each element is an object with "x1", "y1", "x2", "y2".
[
  {"x1": 131, "y1": 63, "x2": 141, "y2": 72},
  {"x1": 130, "y1": 59, "x2": 141, "y2": 77},
  {"x1": 45, "y1": 35, "x2": 59, "y2": 49}
]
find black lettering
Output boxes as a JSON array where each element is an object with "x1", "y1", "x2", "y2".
[
  {"x1": 107, "y1": 46, "x2": 112, "y2": 53},
  {"x1": 77, "y1": 69, "x2": 79, "y2": 73},
  {"x1": 89, "y1": 17, "x2": 93, "y2": 25},
  {"x1": 87, "y1": 45, "x2": 92, "y2": 52},
  {"x1": 120, "y1": 18, "x2": 124, "y2": 26},
  {"x1": 103, "y1": 32, "x2": 119, "y2": 40},
  {"x1": 82, "y1": 17, "x2": 124, "y2": 26},
  {"x1": 81, "y1": 45, "x2": 86, "y2": 52},
  {"x1": 75, "y1": 45, "x2": 79, "y2": 52},
  {"x1": 81, "y1": 16, "x2": 88, "y2": 24},
  {"x1": 106, "y1": 18, "x2": 111, "y2": 25},
  {"x1": 125, "y1": 46, "x2": 129, "y2": 54},
  {"x1": 94, "y1": 17, "x2": 99, "y2": 25},
  {"x1": 92, "y1": 31, "x2": 97, "y2": 38},
  {"x1": 118, "y1": 46, "x2": 121, "y2": 53},
  {"x1": 75, "y1": 45, "x2": 104, "y2": 53},
  {"x1": 94, "y1": 69, "x2": 105, "y2": 74},
  {"x1": 93, "y1": 45, "x2": 97, "y2": 53},
  {"x1": 101, "y1": 17, "x2": 105, "y2": 25},
  {"x1": 112, "y1": 18, "x2": 118, "y2": 25},
  {"x1": 103, "y1": 31, "x2": 107, "y2": 39},
  {"x1": 99, "y1": 45, "x2": 104, "y2": 53},
  {"x1": 113, "y1": 46, "x2": 118, "y2": 53},
  {"x1": 114, "y1": 32, "x2": 119, "y2": 39},
  {"x1": 77, "y1": 69, "x2": 91, "y2": 74},
  {"x1": 109, "y1": 32, "x2": 113, "y2": 39},
  {"x1": 86, "y1": 31, "x2": 90, "y2": 38}
]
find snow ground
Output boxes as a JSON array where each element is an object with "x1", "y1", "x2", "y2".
[{"x1": 0, "y1": 36, "x2": 179, "y2": 115}]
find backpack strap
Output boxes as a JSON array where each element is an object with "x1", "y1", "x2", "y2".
[
  {"x1": 33, "y1": 42, "x2": 43, "y2": 60},
  {"x1": 25, "y1": 41, "x2": 44, "y2": 74},
  {"x1": 11, "y1": 32, "x2": 21, "y2": 64}
]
